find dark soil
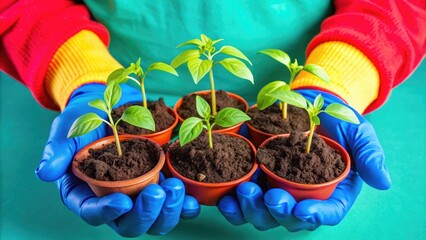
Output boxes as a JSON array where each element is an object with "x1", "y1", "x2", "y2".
[
  {"x1": 177, "y1": 90, "x2": 246, "y2": 119},
  {"x1": 247, "y1": 104, "x2": 310, "y2": 134},
  {"x1": 257, "y1": 132, "x2": 345, "y2": 184},
  {"x1": 112, "y1": 98, "x2": 175, "y2": 134},
  {"x1": 168, "y1": 132, "x2": 254, "y2": 183},
  {"x1": 78, "y1": 138, "x2": 160, "y2": 181}
]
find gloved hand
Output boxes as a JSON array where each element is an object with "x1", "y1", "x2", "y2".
[
  {"x1": 218, "y1": 89, "x2": 391, "y2": 231},
  {"x1": 35, "y1": 83, "x2": 200, "y2": 236}
]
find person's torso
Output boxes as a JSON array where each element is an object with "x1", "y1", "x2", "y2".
[{"x1": 84, "y1": 0, "x2": 333, "y2": 105}]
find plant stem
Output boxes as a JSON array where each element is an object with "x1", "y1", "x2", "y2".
[
  {"x1": 289, "y1": 70, "x2": 297, "y2": 86},
  {"x1": 140, "y1": 76, "x2": 147, "y2": 108},
  {"x1": 282, "y1": 102, "x2": 288, "y2": 120},
  {"x1": 107, "y1": 112, "x2": 122, "y2": 156},
  {"x1": 205, "y1": 120, "x2": 213, "y2": 148},
  {"x1": 209, "y1": 69, "x2": 217, "y2": 116},
  {"x1": 306, "y1": 121, "x2": 315, "y2": 154}
]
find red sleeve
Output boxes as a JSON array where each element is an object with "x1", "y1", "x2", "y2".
[
  {"x1": 0, "y1": 0, "x2": 109, "y2": 109},
  {"x1": 308, "y1": 0, "x2": 426, "y2": 113}
]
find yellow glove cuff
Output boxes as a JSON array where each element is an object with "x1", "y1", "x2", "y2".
[
  {"x1": 291, "y1": 41, "x2": 379, "y2": 113},
  {"x1": 45, "y1": 30, "x2": 122, "y2": 110}
]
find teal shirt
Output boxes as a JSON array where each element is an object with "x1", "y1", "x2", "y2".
[{"x1": 84, "y1": 0, "x2": 332, "y2": 106}]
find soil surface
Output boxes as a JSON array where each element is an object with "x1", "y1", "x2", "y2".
[
  {"x1": 177, "y1": 90, "x2": 246, "y2": 119},
  {"x1": 247, "y1": 104, "x2": 310, "y2": 134},
  {"x1": 78, "y1": 138, "x2": 160, "y2": 181},
  {"x1": 257, "y1": 132, "x2": 345, "y2": 184},
  {"x1": 112, "y1": 98, "x2": 175, "y2": 134},
  {"x1": 168, "y1": 132, "x2": 254, "y2": 183}
]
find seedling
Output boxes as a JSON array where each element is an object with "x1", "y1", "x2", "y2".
[
  {"x1": 107, "y1": 58, "x2": 178, "y2": 108},
  {"x1": 257, "y1": 49, "x2": 329, "y2": 120},
  {"x1": 179, "y1": 96, "x2": 250, "y2": 149},
  {"x1": 67, "y1": 80, "x2": 155, "y2": 156},
  {"x1": 267, "y1": 92, "x2": 360, "y2": 153},
  {"x1": 172, "y1": 34, "x2": 253, "y2": 115}
]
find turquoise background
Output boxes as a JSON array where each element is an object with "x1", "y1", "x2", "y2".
[{"x1": 1, "y1": 59, "x2": 425, "y2": 239}]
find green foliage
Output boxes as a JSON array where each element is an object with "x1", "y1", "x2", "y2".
[
  {"x1": 257, "y1": 49, "x2": 330, "y2": 119},
  {"x1": 68, "y1": 78, "x2": 155, "y2": 156},
  {"x1": 179, "y1": 96, "x2": 250, "y2": 148},
  {"x1": 285, "y1": 93, "x2": 360, "y2": 153},
  {"x1": 172, "y1": 34, "x2": 253, "y2": 115},
  {"x1": 107, "y1": 57, "x2": 178, "y2": 108},
  {"x1": 172, "y1": 34, "x2": 253, "y2": 84}
]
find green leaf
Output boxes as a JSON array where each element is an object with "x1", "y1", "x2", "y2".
[
  {"x1": 258, "y1": 49, "x2": 290, "y2": 68},
  {"x1": 176, "y1": 38, "x2": 203, "y2": 48},
  {"x1": 211, "y1": 38, "x2": 224, "y2": 45},
  {"x1": 88, "y1": 99, "x2": 108, "y2": 113},
  {"x1": 200, "y1": 34, "x2": 210, "y2": 44},
  {"x1": 121, "y1": 106, "x2": 155, "y2": 131},
  {"x1": 217, "y1": 58, "x2": 254, "y2": 84},
  {"x1": 107, "y1": 68, "x2": 129, "y2": 84},
  {"x1": 147, "y1": 62, "x2": 178, "y2": 76},
  {"x1": 215, "y1": 107, "x2": 251, "y2": 127},
  {"x1": 218, "y1": 46, "x2": 252, "y2": 65},
  {"x1": 187, "y1": 59, "x2": 212, "y2": 84},
  {"x1": 313, "y1": 94, "x2": 324, "y2": 110},
  {"x1": 257, "y1": 81, "x2": 289, "y2": 110},
  {"x1": 195, "y1": 95, "x2": 211, "y2": 118},
  {"x1": 68, "y1": 113, "x2": 103, "y2": 138},
  {"x1": 171, "y1": 49, "x2": 201, "y2": 68},
  {"x1": 324, "y1": 103, "x2": 360, "y2": 124},
  {"x1": 179, "y1": 117, "x2": 203, "y2": 146},
  {"x1": 303, "y1": 64, "x2": 330, "y2": 84},
  {"x1": 266, "y1": 90, "x2": 307, "y2": 109},
  {"x1": 104, "y1": 81, "x2": 122, "y2": 109},
  {"x1": 312, "y1": 115, "x2": 321, "y2": 125}
]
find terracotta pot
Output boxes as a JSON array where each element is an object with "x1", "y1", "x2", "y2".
[
  {"x1": 246, "y1": 104, "x2": 276, "y2": 148},
  {"x1": 118, "y1": 107, "x2": 178, "y2": 146},
  {"x1": 72, "y1": 134, "x2": 165, "y2": 197},
  {"x1": 258, "y1": 134, "x2": 351, "y2": 201},
  {"x1": 166, "y1": 132, "x2": 258, "y2": 206},
  {"x1": 173, "y1": 90, "x2": 248, "y2": 134}
]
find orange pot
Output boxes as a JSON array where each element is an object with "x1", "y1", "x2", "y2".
[
  {"x1": 174, "y1": 90, "x2": 249, "y2": 134},
  {"x1": 72, "y1": 135, "x2": 165, "y2": 197},
  {"x1": 258, "y1": 134, "x2": 351, "y2": 201},
  {"x1": 246, "y1": 104, "x2": 275, "y2": 148},
  {"x1": 166, "y1": 133, "x2": 258, "y2": 206}
]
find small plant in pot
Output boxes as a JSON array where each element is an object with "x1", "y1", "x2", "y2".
[
  {"x1": 68, "y1": 80, "x2": 165, "y2": 197},
  {"x1": 247, "y1": 49, "x2": 330, "y2": 147},
  {"x1": 109, "y1": 58, "x2": 179, "y2": 145},
  {"x1": 166, "y1": 96, "x2": 257, "y2": 205},
  {"x1": 257, "y1": 94, "x2": 360, "y2": 201},
  {"x1": 171, "y1": 34, "x2": 254, "y2": 133}
]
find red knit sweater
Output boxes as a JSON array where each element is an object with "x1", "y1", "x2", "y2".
[{"x1": 1, "y1": 0, "x2": 425, "y2": 111}]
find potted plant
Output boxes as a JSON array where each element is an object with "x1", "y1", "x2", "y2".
[
  {"x1": 166, "y1": 96, "x2": 257, "y2": 205},
  {"x1": 68, "y1": 80, "x2": 165, "y2": 197},
  {"x1": 171, "y1": 34, "x2": 253, "y2": 133},
  {"x1": 257, "y1": 94, "x2": 359, "y2": 201},
  {"x1": 108, "y1": 58, "x2": 179, "y2": 145},
  {"x1": 247, "y1": 49, "x2": 330, "y2": 147}
]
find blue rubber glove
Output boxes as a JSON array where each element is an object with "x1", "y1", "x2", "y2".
[
  {"x1": 218, "y1": 90, "x2": 391, "y2": 231},
  {"x1": 35, "y1": 83, "x2": 200, "y2": 236}
]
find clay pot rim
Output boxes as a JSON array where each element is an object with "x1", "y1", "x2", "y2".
[
  {"x1": 173, "y1": 90, "x2": 249, "y2": 124},
  {"x1": 72, "y1": 134, "x2": 165, "y2": 188},
  {"x1": 258, "y1": 133, "x2": 351, "y2": 189},
  {"x1": 166, "y1": 132, "x2": 258, "y2": 187}
]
